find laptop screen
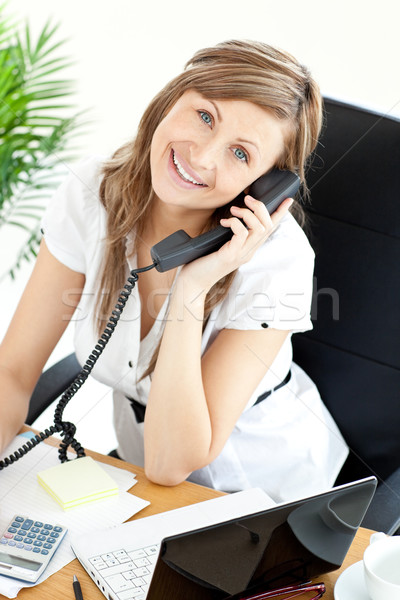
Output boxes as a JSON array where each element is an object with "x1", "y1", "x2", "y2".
[{"x1": 148, "y1": 477, "x2": 376, "y2": 599}]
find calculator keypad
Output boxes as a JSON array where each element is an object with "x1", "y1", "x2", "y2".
[{"x1": 1, "y1": 516, "x2": 65, "y2": 556}]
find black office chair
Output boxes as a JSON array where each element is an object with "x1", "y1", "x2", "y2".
[
  {"x1": 26, "y1": 353, "x2": 81, "y2": 425},
  {"x1": 28, "y1": 97, "x2": 400, "y2": 533},
  {"x1": 292, "y1": 97, "x2": 400, "y2": 534}
]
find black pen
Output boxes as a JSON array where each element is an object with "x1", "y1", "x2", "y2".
[{"x1": 73, "y1": 575, "x2": 84, "y2": 600}]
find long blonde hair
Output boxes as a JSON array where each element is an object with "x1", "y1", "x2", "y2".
[{"x1": 97, "y1": 40, "x2": 323, "y2": 377}]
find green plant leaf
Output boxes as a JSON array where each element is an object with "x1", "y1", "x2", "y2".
[
  {"x1": 0, "y1": 5, "x2": 90, "y2": 280},
  {"x1": 31, "y1": 20, "x2": 61, "y2": 61},
  {"x1": 24, "y1": 20, "x2": 31, "y2": 57},
  {"x1": 27, "y1": 57, "x2": 76, "y2": 78}
]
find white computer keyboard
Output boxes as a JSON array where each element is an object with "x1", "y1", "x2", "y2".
[{"x1": 88, "y1": 544, "x2": 160, "y2": 600}]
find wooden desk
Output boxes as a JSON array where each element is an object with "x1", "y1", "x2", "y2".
[{"x1": 5, "y1": 441, "x2": 372, "y2": 600}]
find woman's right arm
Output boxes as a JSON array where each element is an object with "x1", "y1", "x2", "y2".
[{"x1": 0, "y1": 240, "x2": 85, "y2": 454}]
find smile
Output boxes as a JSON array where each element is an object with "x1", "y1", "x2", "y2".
[{"x1": 172, "y1": 151, "x2": 206, "y2": 186}]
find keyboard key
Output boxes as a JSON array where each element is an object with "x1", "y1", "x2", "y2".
[
  {"x1": 119, "y1": 555, "x2": 132, "y2": 564},
  {"x1": 89, "y1": 555, "x2": 109, "y2": 569},
  {"x1": 99, "y1": 561, "x2": 135, "y2": 578},
  {"x1": 122, "y1": 570, "x2": 135, "y2": 579},
  {"x1": 21, "y1": 520, "x2": 33, "y2": 530},
  {"x1": 106, "y1": 558, "x2": 119, "y2": 567},
  {"x1": 34, "y1": 521, "x2": 43, "y2": 527},
  {"x1": 134, "y1": 558, "x2": 150, "y2": 568},
  {"x1": 133, "y1": 567, "x2": 150, "y2": 578},
  {"x1": 129, "y1": 549, "x2": 147, "y2": 560},
  {"x1": 14, "y1": 517, "x2": 24, "y2": 523},
  {"x1": 114, "y1": 550, "x2": 131, "y2": 564},
  {"x1": 104, "y1": 573, "x2": 134, "y2": 594},
  {"x1": 101, "y1": 553, "x2": 115, "y2": 562}
]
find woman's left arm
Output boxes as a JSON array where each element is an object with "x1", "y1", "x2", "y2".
[{"x1": 144, "y1": 196, "x2": 292, "y2": 485}]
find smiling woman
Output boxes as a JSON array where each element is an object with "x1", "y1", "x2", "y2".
[
  {"x1": 150, "y1": 90, "x2": 288, "y2": 211},
  {"x1": 0, "y1": 40, "x2": 348, "y2": 502}
]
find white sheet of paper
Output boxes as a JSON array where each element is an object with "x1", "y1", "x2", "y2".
[{"x1": 0, "y1": 434, "x2": 149, "y2": 598}]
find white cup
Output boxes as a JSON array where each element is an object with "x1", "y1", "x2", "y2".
[{"x1": 363, "y1": 532, "x2": 400, "y2": 600}]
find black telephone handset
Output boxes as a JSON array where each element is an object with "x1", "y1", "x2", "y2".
[
  {"x1": 151, "y1": 169, "x2": 300, "y2": 272},
  {"x1": 0, "y1": 169, "x2": 300, "y2": 470}
]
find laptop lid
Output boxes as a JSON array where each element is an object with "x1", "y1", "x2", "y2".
[{"x1": 146, "y1": 477, "x2": 377, "y2": 600}]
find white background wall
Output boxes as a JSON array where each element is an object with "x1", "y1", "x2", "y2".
[{"x1": 1, "y1": 0, "x2": 399, "y2": 453}]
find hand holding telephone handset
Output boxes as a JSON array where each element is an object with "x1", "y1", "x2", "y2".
[
  {"x1": 151, "y1": 169, "x2": 300, "y2": 272},
  {"x1": 0, "y1": 169, "x2": 300, "y2": 469}
]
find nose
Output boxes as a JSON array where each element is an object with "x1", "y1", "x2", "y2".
[{"x1": 189, "y1": 139, "x2": 220, "y2": 172}]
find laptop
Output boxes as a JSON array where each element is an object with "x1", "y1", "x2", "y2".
[{"x1": 71, "y1": 477, "x2": 377, "y2": 600}]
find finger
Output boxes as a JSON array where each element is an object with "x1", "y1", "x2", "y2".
[
  {"x1": 220, "y1": 216, "x2": 249, "y2": 244},
  {"x1": 270, "y1": 197, "x2": 294, "y2": 226},
  {"x1": 221, "y1": 208, "x2": 268, "y2": 263},
  {"x1": 244, "y1": 194, "x2": 293, "y2": 224},
  {"x1": 229, "y1": 204, "x2": 270, "y2": 234},
  {"x1": 244, "y1": 194, "x2": 273, "y2": 221},
  {"x1": 243, "y1": 195, "x2": 275, "y2": 233}
]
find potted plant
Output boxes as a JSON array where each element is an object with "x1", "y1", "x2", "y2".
[{"x1": 0, "y1": 3, "x2": 88, "y2": 280}]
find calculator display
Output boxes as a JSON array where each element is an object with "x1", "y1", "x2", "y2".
[{"x1": 0, "y1": 551, "x2": 42, "y2": 571}]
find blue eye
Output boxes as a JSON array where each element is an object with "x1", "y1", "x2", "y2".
[
  {"x1": 234, "y1": 148, "x2": 248, "y2": 162},
  {"x1": 199, "y1": 110, "x2": 213, "y2": 126}
]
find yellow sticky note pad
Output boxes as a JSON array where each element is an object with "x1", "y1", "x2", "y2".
[{"x1": 37, "y1": 456, "x2": 119, "y2": 510}]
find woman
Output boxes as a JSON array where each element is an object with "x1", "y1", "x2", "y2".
[{"x1": 0, "y1": 40, "x2": 348, "y2": 502}]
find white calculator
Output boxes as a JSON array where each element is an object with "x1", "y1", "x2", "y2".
[{"x1": 0, "y1": 514, "x2": 67, "y2": 582}]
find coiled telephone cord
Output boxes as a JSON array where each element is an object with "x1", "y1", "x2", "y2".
[{"x1": 0, "y1": 263, "x2": 156, "y2": 470}]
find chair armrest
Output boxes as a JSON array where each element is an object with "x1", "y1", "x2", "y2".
[
  {"x1": 26, "y1": 353, "x2": 81, "y2": 425},
  {"x1": 361, "y1": 467, "x2": 400, "y2": 535}
]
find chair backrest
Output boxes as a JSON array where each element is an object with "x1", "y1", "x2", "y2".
[
  {"x1": 27, "y1": 353, "x2": 81, "y2": 425},
  {"x1": 292, "y1": 97, "x2": 400, "y2": 484}
]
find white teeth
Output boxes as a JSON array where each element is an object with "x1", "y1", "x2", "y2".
[{"x1": 173, "y1": 152, "x2": 203, "y2": 185}]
